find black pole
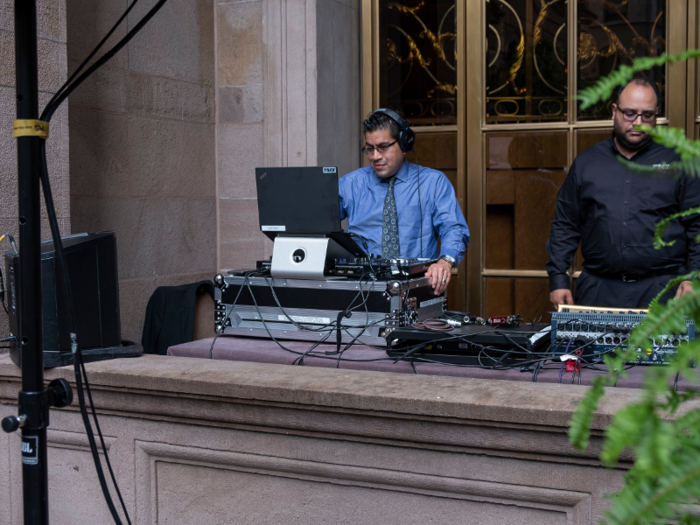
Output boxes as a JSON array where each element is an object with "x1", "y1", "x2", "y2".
[{"x1": 15, "y1": 1, "x2": 48, "y2": 523}]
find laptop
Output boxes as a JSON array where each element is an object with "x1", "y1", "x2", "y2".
[{"x1": 255, "y1": 166, "x2": 366, "y2": 257}]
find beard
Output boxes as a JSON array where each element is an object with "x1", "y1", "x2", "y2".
[{"x1": 613, "y1": 118, "x2": 653, "y2": 152}]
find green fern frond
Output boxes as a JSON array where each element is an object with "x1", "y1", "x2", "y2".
[
  {"x1": 632, "y1": 416, "x2": 677, "y2": 477},
  {"x1": 577, "y1": 50, "x2": 700, "y2": 110},
  {"x1": 648, "y1": 271, "x2": 700, "y2": 310},
  {"x1": 652, "y1": 206, "x2": 700, "y2": 248},
  {"x1": 674, "y1": 403, "x2": 700, "y2": 432},
  {"x1": 602, "y1": 452, "x2": 700, "y2": 525},
  {"x1": 664, "y1": 338, "x2": 700, "y2": 387},
  {"x1": 569, "y1": 47, "x2": 700, "y2": 525},
  {"x1": 600, "y1": 401, "x2": 655, "y2": 467},
  {"x1": 568, "y1": 376, "x2": 609, "y2": 452},
  {"x1": 626, "y1": 287, "x2": 700, "y2": 354},
  {"x1": 639, "y1": 126, "x2": 700, "y2": 161}
]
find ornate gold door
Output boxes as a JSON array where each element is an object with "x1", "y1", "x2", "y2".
[{"x1": 363, "y1": 0, "x2": 695, "y2": 318}]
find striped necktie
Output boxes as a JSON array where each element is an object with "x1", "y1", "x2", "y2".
[{"x1": 381, "y1": 176, "x2": 400, "y2": 259}]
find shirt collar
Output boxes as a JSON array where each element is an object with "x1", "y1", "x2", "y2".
[{"x1": 371, "y1": 160, "x2": 411, "y2": 186}]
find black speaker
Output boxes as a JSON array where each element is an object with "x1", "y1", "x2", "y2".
[{"x1": 3, "y1": 231, "x2": 142, "y2": 368}]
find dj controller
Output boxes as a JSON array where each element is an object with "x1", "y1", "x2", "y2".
[
  {"x1": 216, "y1": 257, "x2": 446, "y2": 346},
  {"x1": 256, "y1": 256, "x2": 437, "y2": 280}
]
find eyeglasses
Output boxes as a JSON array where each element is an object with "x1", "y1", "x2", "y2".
[
  {"x1": 361, "y1": 140, "x2": 398, "y2": 155},
  {"x1": 618, "y1": 108, "x2": 657, "y2": 123}
]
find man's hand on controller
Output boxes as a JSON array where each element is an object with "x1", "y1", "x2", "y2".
[
  {"x1": 426, "y1": 259, "x2": 452, "y2": 295},
  {"x1": 675, "y1": 280, "x2": 693, "y2": 298},
  {"x1": 550, "y1": 288, "x2": 573, "y2": 310}
]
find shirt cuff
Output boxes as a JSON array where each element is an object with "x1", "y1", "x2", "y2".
[
  {"x1": 440, "y1": 249, "x2": 462, "y2": 266},
  {"x1": 438, "y1": 254, "x2": 456, "y2": 268},
  {"x1": 549, "y1": 273, "x2": 570, "y2": 292}
]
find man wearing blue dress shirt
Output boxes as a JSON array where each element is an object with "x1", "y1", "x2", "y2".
[{"x1": 339, "y1": 109, "x2": 470, "y2": 295}]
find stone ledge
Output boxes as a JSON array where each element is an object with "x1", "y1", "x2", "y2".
[{"x1": 0, "y1": 353, "x2": 645, "y2": 430}]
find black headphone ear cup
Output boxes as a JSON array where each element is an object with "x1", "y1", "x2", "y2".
[
  {"x1": 372, "y1": 108, "x2": 414, "y2": 151},
  {"x1": 403, "y1": 128, "x2": 415, "y2": 152},
  {"x1": 398, "y1": 128, "x2": 415, "y2": 152}
]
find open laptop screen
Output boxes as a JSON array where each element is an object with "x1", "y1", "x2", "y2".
[
  {"x1": 255, "y1": 166, "x2": 341, "y2": 239},
  {"x1": 255, "y1": 166, "x2": 366, "y2": 258}
]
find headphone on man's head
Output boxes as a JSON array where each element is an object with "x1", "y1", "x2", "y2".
[{"x1": 373, "y1": 108, "x2": 415, "y2": 153}]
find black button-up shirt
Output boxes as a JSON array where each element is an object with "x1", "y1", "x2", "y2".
[{"x1": 546, "y1": 135, "x2": 700, "y2": 291}]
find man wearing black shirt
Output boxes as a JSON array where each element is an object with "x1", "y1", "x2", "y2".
[{"x1": 546, "y1": 78, "x2": 700, "y2": 309}]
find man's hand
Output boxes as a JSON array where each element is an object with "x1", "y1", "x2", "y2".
[
  {"x1": 550, "y1": 288, "x2": 573, "y2": 310},
  {"x1": 425, "y1": 259, "x2": 452, "y2": 295},
  {"x1": 675, "y1": 280, "x2": 693, "y2": 299}
]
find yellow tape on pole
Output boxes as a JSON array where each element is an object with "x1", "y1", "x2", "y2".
[{"x1": 13, "y1": 119, "x2": 49, "y2": 139}]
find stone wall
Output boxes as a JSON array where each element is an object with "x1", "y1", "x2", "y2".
[
  {"x1": 219, "y1": 0, "x2": 361, "y2": 271},
  {"x1": 0, "y1": 0, "x2": 70, "y2": 342},
  {"x1": 1, "y1": 0, "x2": 361, "y2": 344},
  {"x1": 0, "y1": 353, "x2": 634, "y2": 524},
  {"x1": 315, "y1": 0, "x2": 361, "y2": 173},
  {"x1": 66, "y1": 0, "x2": 217, "y2": 343}
]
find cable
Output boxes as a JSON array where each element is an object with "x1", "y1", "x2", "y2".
[
  {"x1": 498, "y1": 332, "x2": 533, "y2": 355},
  {"x1": 0, "y1": 233, "x2": 18, "y2": 255},
  {"x1": 354, "y1": 234, "x2": 381, "y2": 257},
  {"x1": 79, "y1": 357, "x2": 130, "y2": 523},
  {"x1": 0, "y1": 280, "x2": 7, "y2": 316},
  {"x1": 32, "y1": 1, "x2": 172, "y2": 523},
  {"x1": 412, "y1": 318, "x2": 453, "y2": 331},
  {"x1": 234, "y1": 272, "x2": 400, "y2": 365},
  {"x1": 44, "y1": 0, "x2": 141, "y2": 115},
  {"x1": 213, "y1": 269, "x2": 384, "y2": 364},
  {"x1": 263, "y1": 275, "x2": 341, "y2": 333},
  {"x1": 40, "y1": 137, "x2": 128, "y2": 525},
  {"x1": 0, "y1": 234, "x2": 17, "y2": 316},
  {"x1": 210, "y1": 273, "x2": 653, "y2": 380},
  {"x1": 41, "y1": 0, "x2": 168, "y2": 123},
  {"x1": 531, "y1": 342, "x2": 557, "y2": 381},
  {"x1": 331, "y1": 274, "x2": 373, "y2": 355},
  {"x1": 209, "y1": 270, "x2": 259, "y2": 359},
  {"x1": 558, "y1": 339, "x2": 573, "y2": 384},
  {"x1": 410, "y1": 148, "x2": 424, "y2": 257}
]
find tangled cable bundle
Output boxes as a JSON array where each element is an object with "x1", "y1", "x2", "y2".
[{"x1": 412, "y1": 318, "x2": 454, "y2": 331}]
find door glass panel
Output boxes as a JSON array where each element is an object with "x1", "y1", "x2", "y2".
[
  {"x1": 406, "y1": 132, "x2": 460, "y2": 309},
  {"x1": 406, "y1": 132, "x2": 458, "y2": 188},
  {"x1": 577, "y1": 0, "x2": 666, "y2": 121},
  {"x1": 576, "y1": 128, "x2": 610, "y2": 155},
  {"x1": 486, "y1": 0, "x2": 568, "y2": 124},
  {"x1": 379, "y1": 1, "x2": 458, "y2": 126},
  {"x1": 485, "y1": 131, "x2": 568, "y2": 270}
]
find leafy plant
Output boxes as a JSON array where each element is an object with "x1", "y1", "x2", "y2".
[
  {"x1": 576, "y1": 50, "x2": 700, "y2": 111},
  {"x1": 568, "y1": 52, "x2": 700, "y2": 524}
]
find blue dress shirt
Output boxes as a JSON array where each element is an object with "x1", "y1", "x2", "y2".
[{"x1": 339, "y1": 161, "x2": 470, "y2": 265}]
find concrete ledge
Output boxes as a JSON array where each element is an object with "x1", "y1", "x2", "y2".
[
  {"x1": 0, "y1": 354, "x2": 641, "y2": 427},
  {"x1": 1, "y1": 353, "x2": 636, "y2": 523},
  {"x1": 0, "y1": 353, "x2": 652, "y2": 465}
]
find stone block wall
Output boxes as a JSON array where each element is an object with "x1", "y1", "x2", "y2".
[
  {"x1": 1, "y1": 0, "x2": 361, "y2": 346},
  {"x1": 219, "y1": 0, "x2": 361, "y2": 271},
  {"x1": 0, "y1": 0, "x2": 70, "y2": 343},
  {"x1": 316, "y1": 0, "x2": 361, "y2": 173},
  {"x1": 216, "y1": 0, "x2": 266, "y2": 269},
  {"x1": 67, "y1": 0, "x2": 217, "y2": 343}
]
